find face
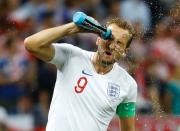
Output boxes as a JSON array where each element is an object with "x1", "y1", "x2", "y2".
[{"x1": 96, "y1": 24, "x2": 131, "y2": 66}]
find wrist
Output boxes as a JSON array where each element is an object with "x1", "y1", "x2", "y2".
[{"x1": 68, "y1": 22, "x2": 82, "y2": 34}]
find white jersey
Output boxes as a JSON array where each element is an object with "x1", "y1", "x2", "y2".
[{"x1": 46, "y1": 43, "x2": 137, "y2": 131}]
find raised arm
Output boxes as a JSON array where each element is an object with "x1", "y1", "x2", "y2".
[{"x1": 24, "y1": 22, "x2": 81, "y2": 62}]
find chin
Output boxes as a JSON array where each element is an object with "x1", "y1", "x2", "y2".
[{"x1": 101, "y1": 60, "x2": 115, "y2": 66}]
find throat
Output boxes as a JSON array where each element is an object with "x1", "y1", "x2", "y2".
[
  {"x1": 94, "y1": 62, "x2": 113, "y2": 75},
  {"x1": 92, "y1": 53, "x2": 114, "y2": 75}
]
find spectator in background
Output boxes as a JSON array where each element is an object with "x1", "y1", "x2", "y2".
[
  {"x1": 37, "y1": 10, "x2": 55, "y2": 31},
  {"x1": 36, "y1": 0, "x2": 57, "y2": 28},
  {"x1": 8, "y1": 94, "x2": 33, "y2": 115},
  {"x1": 128, "y1": 22, "x2": 152, "y2": 114},
  {"x1": 55, "y1": 0, "x2": 81, "y2": 24},
  {"x1": 141, "y1": 17, "x2": 179, "y2": 115},
  {"x1": 145, "y1": 0, "x2": 166, "y2": 30},
  {"x1": 0, "y1": 107, "x2": 8, "y2": 131},
  {"x1": 150, "y1": 18, "x2": 180, "y2": 66},
  {"x1": 107, "y1": 0, "x2": 120, "y2": 18},
  {"x1": 166, "y1": 65, "x2": 180, "y2": 115},
  {"x1": 159, "y1": 0, "x2": 176, "y2": 13},
  {"x1": 120, "y1": 0, "x2": 151, "y2": 33},
  {"x1": 33, "y1": 90, "x2": 50, "y2": 127},
  {"x1": 169, "y1": 3, "x2": 180, "y2": 44},
  {"x1": 80, "y1": 0, "x2": 107, "y2": 20},
  {"x1": 33, "y1": 8, "x2": 57, "y2": 92},
  {"x1": 10, "y1": 0, "x2": 40, "y2": 23},
  {"x1": 146, "y1": 0, "x2": 178, "y2": 30},
  {"x1": 0, "y1": 1, "x2": 14, "y2": 35},
  {"x1": 0, "y1": 32, "x2": 36, "y2": 109}
]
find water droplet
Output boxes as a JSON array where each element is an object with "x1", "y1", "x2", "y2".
[{"x1": 144, "y1": 123, "x2": 147, "y2": 127}]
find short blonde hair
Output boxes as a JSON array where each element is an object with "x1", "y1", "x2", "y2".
[{"x1": 106, "y1": 18, "x2": 135, "y2": 48}]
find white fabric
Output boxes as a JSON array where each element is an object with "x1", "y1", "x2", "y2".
[{"x1": 46, "y1": 43, "x2": 137, "y2": 131}]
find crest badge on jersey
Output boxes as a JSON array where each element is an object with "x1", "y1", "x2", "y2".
[{"x1": 107, "y1": 82, "x2": 120, "y2": 102}]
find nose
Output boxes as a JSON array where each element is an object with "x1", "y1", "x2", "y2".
[
  {"x1": 105, "y1": 39, "x2": 111, "y2": 45},
  {"x1": 104, "y1": 39, "x2": 111, "y2": 49},
  {"x1": 108, "y1": 42, "x2": 115, "y2": 50}
]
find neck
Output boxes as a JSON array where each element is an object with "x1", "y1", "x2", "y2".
[{"x1": 92, "y1": 53, "x2": 114, "y2": 75}]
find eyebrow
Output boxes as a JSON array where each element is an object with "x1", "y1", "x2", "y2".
[
  {"x1": 116, "y1": 39, "x2": 124, "y2": 45},
  {"x1": 111, "y1": 35, "x2": 124, "y2": 45},
  {"x1": 116, "y1": 40, "x2": 121, "y2": 43}
]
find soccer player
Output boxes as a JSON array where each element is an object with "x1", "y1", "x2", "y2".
[{"x1": 24, "y1": 17, "x2": 137, "y2": 131}]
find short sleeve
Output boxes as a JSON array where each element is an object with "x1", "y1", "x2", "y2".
[
  {"x1": 49, "y1": 43, "x2": 84, "y2": 69},
  {"x1": 49, "y1": 43, "x2": 72, "y2": 69},
  {"x1": 123, "y1": 80, "x2": 137, "y2": 103}
]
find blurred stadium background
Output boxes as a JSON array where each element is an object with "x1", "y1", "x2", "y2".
[{"x1": 0, "y1": 0, "x2": 179, "y2": 130}]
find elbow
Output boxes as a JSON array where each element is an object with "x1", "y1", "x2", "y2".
[{"x1": 24, "y1": 37, "x2": 38, "y2": 53}]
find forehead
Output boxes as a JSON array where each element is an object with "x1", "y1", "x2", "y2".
[{"x1": 108, "y1": 24, "x2": 130, "y2": 41}]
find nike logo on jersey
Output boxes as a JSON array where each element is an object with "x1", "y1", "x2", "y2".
[{"x1": 82, "y1": 70, "x2": 93, "y2": 76}]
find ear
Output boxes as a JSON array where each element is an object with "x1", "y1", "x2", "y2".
[
  {"x1": 96, "y1": 37, "x2": 101, "y2": 46},
  {"x1": 125, "y1": 48, "x2": 129, "y2": 54},
  {"x1": 123, "y1": 48, "x2": 129, "y2": 57}
]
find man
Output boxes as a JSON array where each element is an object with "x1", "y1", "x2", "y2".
[{"x1": 24, "y1": 17, "x2": 137, "y2": 131}]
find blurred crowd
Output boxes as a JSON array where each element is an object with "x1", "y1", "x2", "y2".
[{"x1": 0, "y1": 0, "x2": 179, "y2": 130}]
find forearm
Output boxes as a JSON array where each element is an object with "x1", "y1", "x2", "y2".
[
  {"x1": 24, "y1": 22, "x2": 81, "y2": 61},
  {"x1": 24, "y1": 22, "x2": 80, "y2": 49},
  {"x1": 121, "y1": 125, "x2": 135, "y2": 131},
  {"x1": 120, "y1": 117, "x2": 135, "y2": 131}
]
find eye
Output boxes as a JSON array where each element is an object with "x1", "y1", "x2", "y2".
[
  {"x1": 116, "y1": 41, "x2": 120, "y2": 44},
  {"x1": 116, "y1": 41, "x2": 124, "y2": 48},
  {"x1": 109, "y1": 35, "x2": 115, "y2": 41},
  {"x1": 111, "y1": 36, "x2": 115, "y2": 41},
  {"x1": 116, "y1": 41, "x2": 123, "y2": 45}
]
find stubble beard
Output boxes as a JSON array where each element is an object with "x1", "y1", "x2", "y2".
[{"x1": 97, "y1": 46, "x2": 116, "y2": 67}]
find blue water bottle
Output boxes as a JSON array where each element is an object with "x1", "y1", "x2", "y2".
[{"x1": 73, "y1": 11, "x2": 112, "y2": 40}]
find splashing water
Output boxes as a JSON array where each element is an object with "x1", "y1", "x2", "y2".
[{"x1": 151, "y1": 95, "x2": 168, "y2": 119}]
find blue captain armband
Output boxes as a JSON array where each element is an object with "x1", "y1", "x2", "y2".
[{"x1": 116, "y1": 102, "x2": 136, "y2": 118}]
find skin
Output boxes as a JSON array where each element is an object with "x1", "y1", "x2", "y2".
[
  {"x1": 24, "y1": 22, "x2": 135, "y2": 131},
  {"x1": 92, "y1": 24, "x2": 131, "y2": 75}
]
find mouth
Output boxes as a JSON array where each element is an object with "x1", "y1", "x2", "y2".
[{"x1": 105, "y1": 51, "x2": 112, "y2": 56}]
